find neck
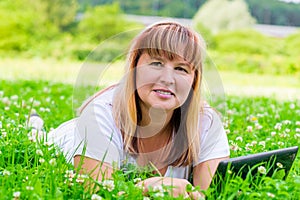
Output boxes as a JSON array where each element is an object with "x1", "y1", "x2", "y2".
[{"x1": 138, "y1": 106, "x2": 173, "y2": 139}]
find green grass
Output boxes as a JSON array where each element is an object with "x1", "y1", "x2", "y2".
[{"x1": 0, "y1": 79, "x2": 299, "y2": 199}]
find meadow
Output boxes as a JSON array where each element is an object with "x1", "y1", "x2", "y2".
[{"x1": 0, "y1": 60, "x2": 300, "y2": 199}]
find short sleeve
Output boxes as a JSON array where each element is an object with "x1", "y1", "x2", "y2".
[
  {"x1": 73, "y1": 99, "x2": 123, "y2": 167},
  {"x1": 194, "y1": 108, "x2": 230, "y2": 166}
]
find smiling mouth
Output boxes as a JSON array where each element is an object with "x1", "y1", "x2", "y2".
[{"x1": 153, "y1": 89, "x2": 174, "y2": 96}]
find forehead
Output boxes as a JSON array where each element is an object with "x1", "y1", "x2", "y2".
[
  {"x1": 130, "y1": 23, "x2": 206, "y2": 72},
  {"x1": 141, "y1": 50, "x2": 191, "y2": 65}
]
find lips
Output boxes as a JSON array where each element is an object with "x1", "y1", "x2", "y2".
[{"x1": 153, "y1": 89, "x2": 174, "y2": 96}]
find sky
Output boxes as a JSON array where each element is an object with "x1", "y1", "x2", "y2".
[{"x1": 279, "y1": 0, "x2": 300, "y2": 3}]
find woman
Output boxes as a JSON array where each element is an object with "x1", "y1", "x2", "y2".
[{"x1": 49, "y1": 21, "x2": 230, "y2": 198}]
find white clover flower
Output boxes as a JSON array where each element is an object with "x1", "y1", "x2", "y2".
[
  {"x1": 276, "y1": 162, "x2": 283, "y2": 168},
  {"x1": 43, "y1": 87, "x2": 50, "y2": 93},
  {"x1": 3, "y1": 169, "x2": 11, "y2": 176},
  {"x1": 136, "y1": 183, "x2": 145, "y2": 190},
  {"x1": 225, "y1": 129, "x2": 230, "y2": 134},
  {"x1": 230, "y1": 142, "x2": 240, "y2": 151},
  {"x1": 4, "y1": 107, "x2": 9, "y2": 111},
  {"x1": 2, "y1": 97, "x2": 10, "y2": 104},
  {"x1": 296, "y1": 121, "x2": 300, "y2": 126},
  {"x1": 44, "y1": 141, "x2": 53, "y2": 146},
  {"x1": 133, "y1": 177, "x2": 142, "y2": 184},
  {"x1": 289, "y1": 103, "x2": 295, "y2": 109},
  {"x1": 275, "y1": 114, "x2": 280, "y2": 119},
  {"x1": 227, "y1": 110, "x2": 234, "y2": 115},
  {"x1": 13, "y1": 191, "x2": 21, "y2": 198},
  {"x1": 247, "y1": 126, "x2": 253, "y2": 132},
  {"x1": 91, "y1": 194, "x2": 102, "y2": 200},
  {"x1": 281, "y1": 133, "x2": 289, "y2": 138},
  {"x1": 294, "y1": 134, "x2": 300, "y2": 139},
  {"x1": 258, "y1": 166, "x2": 267, "y2": 174},
  {"x1": 39, "y1": 158, "x2": 45, "y2": 163},
  {"x1": 271, "y1": 131, "x2": 276, "y2": 137},
  {"x1": 10, "y1": 95, "x2": 19, "y2": 101},
  {"x1": 26, "y1": 186, "x2": 34, "y2": 190},
  {"x1": 283, "y1": 120, "x2": 291, "y2": 125},
  {"x1": 152, "y1": 185, "x2": 164, "y2": 193},
  {"x1": 65, "y1": 170, "x2": 76, "y2": 179},
  {"x1": 267, "y1": 192, "x2": 275, "y2": 198},
  {"x1": 277, "y1": 141, "x2": 284, "y2": 146},
  {"x1": 255, "y1": 123, "x2": 263, "y2": 130},
  {"x1": 33, "y1": 100, "x2": 41, "y2": 107},
  {"x1": 250, "y1": 116, "x2": 258, "y2": 123},
  {"x1": 274, "y1": 123, "x2": 282, "y2": 130},
  {"x1": 49, "y1": 158, "x2": 57, "y2": 166},
  {"x1": 251, "y1": 141, "x2": 257, "y2": 146},
  {"x1": 143, "y1": 197, "x2": 151, "y2": 200},
  {"x1": 76, "y1": 174, "x2": 88, "y2": 183},
  {"x1": 153, "y1": 192, "x2": 165, "y2": 198},
  {"x1": 245, "y1": 143, "x2": 252, "y2": 151},
  {"x1": 36, "y1": 149, "x2": 43, "y2": 156},
  {"x1": 296, "y1": 128, "x2": 300, "y2": 133},
  {"x1": 285, "y1": 128, "x2": 290, "y2": 133},
  {"x1": 259, "y1": 141, "x2": 266, "y2": 148},
  {"x1": 101, "y1": 180, "x2": 115, "y2": 192},
  {"x1": 2, "y1": 131, "x2": 7, "y2": 137},
  {"x1": 236, "y1": 136, "x2": 243, "y2": 142}
]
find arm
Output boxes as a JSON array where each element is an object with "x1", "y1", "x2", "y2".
[
  {"x1": 193, "y1": 156, "x2": 229, "y2": 190},
  {"x1": 74, "y1": 155, "x2": 114, "y2": 181}
]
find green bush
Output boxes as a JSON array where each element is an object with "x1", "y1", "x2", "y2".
[
  {"x1": 209, "y1": 51, "x2": 300, "y2": 75},
  {"x1": 284, "y1": 30, "x2": 300, "y2": 57},
  {"x1": 78, "y1": 3, "x2": 141, "y2": 43},
  {"x1": 213, "y1": 29, "x2": 281, "y2": 55}
]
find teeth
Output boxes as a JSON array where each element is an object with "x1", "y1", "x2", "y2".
[{"x1": 156, "y1": 90, "x2": 171, "y2": 95}]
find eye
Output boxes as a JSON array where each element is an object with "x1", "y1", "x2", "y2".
[
  {"x1": 150, "y1": 62, "x2": 163, "y2": 67},
  {"x1": 175, "y1": 66, "x2": 189, "y2": 73}
]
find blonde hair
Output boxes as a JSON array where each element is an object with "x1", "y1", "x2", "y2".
[{"x1": 112, "y1": 21, "x2": 206, "y2": 167}]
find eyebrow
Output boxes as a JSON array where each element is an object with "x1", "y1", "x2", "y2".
[{"x1": 150, "y1": 55, "x2": 191, "y2": 67}]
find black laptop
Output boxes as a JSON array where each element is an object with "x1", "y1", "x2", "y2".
[{"x1": 212, "y1": 146, "x2": 299, "y2": 186}]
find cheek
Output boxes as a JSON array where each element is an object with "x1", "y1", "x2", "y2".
[
  {"x1": 136, "y1": 67, "x2": 158, "y2": 89},
  {"x1": 176, "y1": 76, "x2": 195, "y2": 101}
]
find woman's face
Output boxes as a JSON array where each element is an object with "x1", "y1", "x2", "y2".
[{"x1": 136, "y1": 52, "x2": 195, "y2": 112}]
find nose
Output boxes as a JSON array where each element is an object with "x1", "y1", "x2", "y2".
[{"x1": 159, "y1": 66, "x2": 174, "y2": 85}]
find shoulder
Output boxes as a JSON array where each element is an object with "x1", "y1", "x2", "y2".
[
  {"x1": 199, "y1": 104, "x2": 223, "y2": 132},
  {"x1": 78, "y1": 85, "x2": 116, "y2": 115}
]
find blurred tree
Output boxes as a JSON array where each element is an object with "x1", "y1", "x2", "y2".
[
  {"x1": 32, "y1": 0, "x2": 78, "y2": 31},
  {"x1": 193, "y1": 0, "x2": 256, "y2": 34},
  {"x1": 246, "y1": 0, "x2": 300, "y2": 26},
  {"x1": 0, "y1": 0, "x2": 46, "y2": 51},
  {"x1": 77, "y1": 3, "x2": 139, "y2": 42},
  {"x1": 78, "y1": 0, "x2": 207, "y2": 18},
  {"x1": 0, "y1": 0, "x2": 78, "y2": 54}
]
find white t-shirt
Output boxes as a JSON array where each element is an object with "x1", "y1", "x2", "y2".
[{"x1": 49, "y1": 87, "x2": 230, "y2": 179}]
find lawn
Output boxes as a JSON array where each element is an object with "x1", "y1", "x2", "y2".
[{"x1": 0, "y1": 59, "x2": 299, "y2": 199}]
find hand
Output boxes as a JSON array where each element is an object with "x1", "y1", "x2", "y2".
[{"x1": 136, "y1": 177, "x2": 204, "y2": 199}]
